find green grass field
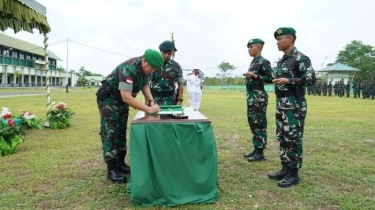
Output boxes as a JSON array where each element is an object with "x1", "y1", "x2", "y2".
[{"x1": 0, "y1": 88, "x2": 374, "y2": 209}]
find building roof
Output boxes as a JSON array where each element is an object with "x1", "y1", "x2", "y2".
[
  {"x1": 319, "y1": 62, "x2": 359, "y2": 72},
  {"x1": 0, "y1": 33, "x2": 61, "y2": 60},
  {"x1": 86, "y1": 76, "x2": 105, "y2": 81}
]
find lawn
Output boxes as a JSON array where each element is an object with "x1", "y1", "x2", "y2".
[{"x1": 0, "y1": 87, "x2": 374, "y2": 209}]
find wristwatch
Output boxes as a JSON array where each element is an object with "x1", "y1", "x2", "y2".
[{"x1": 178, "y1": 98, "x2": 183, "y2": 102}]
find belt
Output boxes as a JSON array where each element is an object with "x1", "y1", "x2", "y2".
[{"x1": 275, "y1": 91, "x2": 295, "y2": 98}]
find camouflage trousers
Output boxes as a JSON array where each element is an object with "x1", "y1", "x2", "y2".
[
  {"x1": 247, "y1": 102, "x2": 268, "y2": 149},
  {"x1": 275, "y1": 99, "x2": 307, "y2": 169},
  {"x1": 97, "y1": 96, "x2": 129, "y2": 163}
]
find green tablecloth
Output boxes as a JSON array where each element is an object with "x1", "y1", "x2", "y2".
[{"x1": 127, "y1": 113, "x2": 219, "y2": 207}]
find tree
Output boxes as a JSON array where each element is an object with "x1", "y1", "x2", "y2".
[
  {"x1": 76, "y1": 76, "x2": 88, "y2": 86},
  {"x1": 217, "y1": 61, "x2": 236, "y2": 85},
  {"x1": 56, "y1": 66, "x2": 65, "y2": 86},
  {"x1": 336, "y1": 40, "x2": 375, "y2": 82}
]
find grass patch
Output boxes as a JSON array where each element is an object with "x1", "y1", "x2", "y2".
[{"x1": 0, "y1": 88, "x2": 374, "y2": 209}]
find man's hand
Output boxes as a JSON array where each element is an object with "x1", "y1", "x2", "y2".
[
  {"x1": 176, "y1": 101, "x2": 182, "y2": 105},
  {"x1": 272, "y1": 78, "x2": 289, "y2": 85},
  {"x1": 148, "y1": 104, "x2": 160, "y2": 114},
  {"x1": 244, "y1": 72, "x2": 256, "y2": 78}
]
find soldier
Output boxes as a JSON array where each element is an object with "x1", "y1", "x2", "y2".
[
  {"x1": 317, "y1": 82, "x2": 322, "y2": 96},
  {"x1": 345, "y1": 81, "x2": 351, "y2": 98},
  {"x1": 327, "y1": 81, "x2": 332, "y2": 96},
  {"x1": 362, "y1": 83, "x2": 367, "y2": 99},
  {"x1": 353, "y1": 82, "x2": 358, "y2": 98},
  {"x1": 96, "y1": 49, "x2": 163, "y2": 183},
  {"x1": 242, "y1": 38, "x2": 274, "y2": 162},
  {"x1": 333, "y1": 81, "x2": 338, "y2": 95},
  {"x1": 322, "y1": 82, "x2": 327, "y2": 96},
  {"x1": 187, "y1": 68, "x2": 204, "y2": 110},
  {"x1": 270, "y1": 27, "x2": 316, "y2": 188},
  {"x1": 357, "y1": 82, "x2": 362, "y2": 98},
  {"x1": 339, "y1": 81, "x2": 344, "y2": 97},
  {"x1": 150, "y1": 40, "x2": 184, "y2": 105}
]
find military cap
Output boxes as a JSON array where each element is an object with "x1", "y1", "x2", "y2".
[
  {"x1": 274, "y1": 27, "x2": 296, "y2": 39},
  {"x1": 144, "y1": 49, "x2": 163, "y2": 69},
  {"x1": 247, "y1": 38, "x2": 265, "y2": 47},
  {"x1": 159, "y1": 40, "x2": 178, "y2": 52}
]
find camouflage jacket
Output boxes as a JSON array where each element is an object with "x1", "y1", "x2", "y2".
[
  {"x1": 246, "y1": 55, "x2": 274, "y2": 105},
  {"x1": 104, "y1": 57, "x2": 150, "y2": 100},
  {"x1": 275, "y1": 47, "x2": 316, "y2": 109},
  {"x1": 150, "y1": 59, "x2": 183, "y2": 94}
]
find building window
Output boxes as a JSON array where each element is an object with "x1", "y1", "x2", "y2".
[
  {"x1": 4, "y1": 50, "x2": 10, "y2": 56},
  {"x1": 12, "y1": 52, "x2": 18, "y2": 58},
  {"x1": 26, "y1": 55, "x2": 31, "y2": 60},
  {"x1": 20, "y1": 54, "x2": 25, "y2": 59}
]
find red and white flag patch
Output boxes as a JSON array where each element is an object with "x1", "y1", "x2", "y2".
[{"x1": 126, "y1": 77, "x2": 133, "y2": 84}]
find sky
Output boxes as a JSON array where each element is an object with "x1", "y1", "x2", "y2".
[{"x1": 3, "y1": 0, "x2": 375, "y2": 78}]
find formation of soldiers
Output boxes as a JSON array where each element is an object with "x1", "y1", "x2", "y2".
[{"x1": 307, "y1": 81, "x2": 375, "y2": 99}]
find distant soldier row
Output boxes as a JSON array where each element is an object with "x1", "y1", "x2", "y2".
[{"x1": 307, "y1": 81, "x2": 375, "y2": 99}]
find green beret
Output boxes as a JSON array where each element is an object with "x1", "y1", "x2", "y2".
[
  {"x1": 144, "y1": 49, "x2": 163, "y2": 69},
  {"x1": 159, "y1": 40, "x2": 177, "y2": 51},
  {"x1": 274, "y1": 27, "x2": 296, "y2": 39},
  {"x1": 247, "y1": 38, "x2": 264, "y2": 47}
]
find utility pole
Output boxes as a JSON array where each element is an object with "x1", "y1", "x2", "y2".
[{"x1": 66, "y1": 38, "x2": 69, "y2": 93}]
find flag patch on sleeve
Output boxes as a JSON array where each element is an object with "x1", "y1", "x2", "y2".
[{"x1": 126, "y1": 77, "x2": 133, "y2": 84}]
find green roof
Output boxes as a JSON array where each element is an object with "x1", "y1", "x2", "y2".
[
  {"x1": 0, "y1": 33, "x2": 61, "y2": 60},
  {"x1": 319, "y1": 62, "x2": 359, "y2": 72}
]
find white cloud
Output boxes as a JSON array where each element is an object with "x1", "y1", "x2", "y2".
[{"x1": 3, "y1": 0, "x2": 375, "y2": 77}]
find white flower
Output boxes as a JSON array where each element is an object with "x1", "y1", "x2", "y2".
[
  {"x1": 22, "y1": 112, "x2": 36, "y2": 120},
  {"x1": 0, "y1": 107, "x2": 11, "y2": 118}
]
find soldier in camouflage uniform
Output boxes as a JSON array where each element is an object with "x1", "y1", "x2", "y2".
[
  {"x1": 269, "y1": 27, "x2": 316, "y2": 188},
  {"x1": 150, "y1": 40, "x2": 184, "y2": 105},
  {"x1": 242, "y1": 38, "x2": 274, "y2": 162},
  {"x1": 327, "y1": 81, "x2": 333, "y2": 96},
  {"x1": 345, "y1": 81, "x2": 351, "y2": 98},
  {"x1": 354, "y1": 82, "x2": 360, "y2": 98},
  {"x1": 322, "y1": 82, "x2": 327, "y2": 96},
  {"x1": 96, "y1": 49, "x2": 163, "y2": 183},
  {"x1": 333, "y1": 81, "x2": 338, "y2": 95}
]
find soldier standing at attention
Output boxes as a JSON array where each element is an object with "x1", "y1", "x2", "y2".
[
  {"x1": 345, "y1": 81, "x2": 351, "y2": 98},
  {"x1": 328, "y1": 81, "x2": 333, "y2": 96},
  {"x1": 243, "y1": 38, "x2": 274, "y2": 162},
  {"x1": 96, "y1": 49, "x2": 163, "y2": 183},
  {"x1": 150, "y1": 40, "x2": 184, "y2": 105},
  {"x1": 269, "y1": 27, "x2": 316, "y2": 188}
]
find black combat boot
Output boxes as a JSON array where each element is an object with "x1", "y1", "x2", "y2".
[
  {"x1": 247, "y1": 148, "x2": 266, "y2": 162},
  {"x1": 117, "y1": 151, "x2": 131, "y2": 174},
  {"x1": 277, "y1": 168, "x2": 300, "y2": 188},
  {"x1": 107, "y1": 159, "x2": 126, "y2": 183},
  {"x1": 268, "y1": 162, "x2": 288, "y2": 180},
  {"x1": 243, "y1": 147, "x2": 256, "y2": 158}
]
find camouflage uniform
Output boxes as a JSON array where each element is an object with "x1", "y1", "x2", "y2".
[
  {"x1": 345, "y1": 81, "x2": 351, "y2": 98},
  {"x1": 274, "y1": 47, "x2": 316, "y2": 170},
  {"x1": 322, "y1": 83, "x2": 327, "y2": 96},
  {"x1": 327, "y1": 82, "x2": 332, "y2": 96},
  {"x1": 246, "y1": 55, "x2": 274, "y2": 150},
  {"x1": 96, "y1": 57, "x2": 150, "y2": 163},
  {"x1": 150, "y1": 60, "x2": 183, "y2": 105}
]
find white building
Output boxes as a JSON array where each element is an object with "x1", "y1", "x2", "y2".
[
  {"x1": 318, "y1": 62, "x2": 360, "y2": 84},
  {"x1": 0, "y1": 33, "x2": 78, "y2": 87}
]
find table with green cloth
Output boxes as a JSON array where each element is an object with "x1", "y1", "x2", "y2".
[{"x1": 127, "y1": 106, "x2": 219, "y2": 207}]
